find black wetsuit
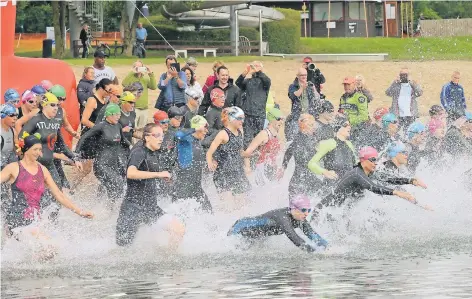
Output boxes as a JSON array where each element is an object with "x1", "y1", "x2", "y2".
[
  {"x1": 228, "y1": 208, "x2": 327, "y2": 251},
  {"x1": 443, "y1": 126, "x2": 472, "y2": 157},
  {"x1": 116, "y1": 142, "x2": 167, "y2": 246},
  {"x1": 282, "y1": 132, "x2": 321, "y2": 198},
  {"x1": 202, "y1": 106, "x2": 223, "y2": 147},
  {"x1": 180, "y1": 105, "x2": 197, "y2": 129},
  {"x1": 424, "y1": 136, "x2": 446, "y2": 165},
  {"x1": 317, "y1": 165, "x2": 395, "y2": 209},
  {"x1": 81, "y1": 95, "x2": 106, "y2": 159},
  {"x1": 314, "y1": 120, "x2": 334, "y2": 141},
  {"x1": 405, "y1": 143, "x2": 424, "y2": 174},
  {"x1": 53, "y1": 107, "x2": 71, "y2": 189},
  {"x1": 373, "y1": 160, "x2": 414, "y2": 188},
  {"x1": 213, "y1": 128, "x2": 250, "y2": 195},
  {"x1": 172, "y1": 129, "x2": 212, "y2": 212},
  {"x1": 76, "y1": 121, "x2": 130, "y2": 201},
  {"x1": 118, "y1": 110, "x2": 137, "y2": 158}
]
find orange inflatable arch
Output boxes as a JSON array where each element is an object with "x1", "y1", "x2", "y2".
[{"x1": 1, "y1": 0, "x2": 79, "y2": 147}]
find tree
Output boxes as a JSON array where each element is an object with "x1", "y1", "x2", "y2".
[{"x1": 51, "y1": 1, "x2": 67, "y2": 59}]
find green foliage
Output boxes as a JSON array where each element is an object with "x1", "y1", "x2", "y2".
[
  {"x1": 102, "y1": 1, "x2": 124, "y2": 32},
  {"x1": 300, "y1": 37, "x2": 472, "y2": 61},
  {"x1": 414, "y1": 1, "x2": 472, "y2": 20},
  {"x1": 15, "y1": 2, "x2": 53, "y2": 33},
  {"x1": 421, "y1": 7, "x2": 441, "y2": 20},
  {"x1": 262, "y1": 8, "x2": 300, "y2": 54}
]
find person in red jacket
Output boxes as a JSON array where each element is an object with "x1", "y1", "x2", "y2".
[{"x1": 202, "y1": 60, "x2": 224, "y2": 94}]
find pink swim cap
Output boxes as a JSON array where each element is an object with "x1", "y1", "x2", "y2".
[
  {"x1": 289, "y1": 194, "x2": 311, "y2": 210},
  {"x1": 428, "y1": 119, "x2": 444, "y2": 134},
  {"x1": 40, "y1": 80, "x2": 53, "y2": 91}
]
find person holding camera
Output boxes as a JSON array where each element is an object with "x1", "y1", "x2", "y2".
[
  {"x1": 155, "y1": 55, "x2": 188, "y2": 113},
  {"x1": 122, "y1": 61, "x2": 157, "y2": 129},
  {"x1": 235, "y1": 61, "x2": 271, "y2": 149},
  {"x1": 386, "y1": 67, "x2": 423, "y2": 131},
  {"x1": 302, "y1": 57, "x2": 325, "y2": 96}
]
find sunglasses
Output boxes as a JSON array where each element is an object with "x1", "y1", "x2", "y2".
[
  {"x1": 147, "y1": 133, "x2": 162, "y2": 139},
  {"x1": 7, "y1": 113, "x2": 18, "y2": 118},
  {"x1": 48, "y1": 103, "x2": 58, "y2": 108},
  {"x1": 159, "y1": 119, "x2": 170, "y2": 124},
  {"x1": 368, "y1": 157, "x2": 378, "y2": 163},
  {"x1": 173, "y1": 116, "x2": 183, "y2": 121},
  {"x1": 399, "y1": 151, "x2": 409, "y2": 155},
  {"x1": 57, "y1": 97, "x2": 66, "y2": 101},
  {"x1": 124, "y1": 101, "x2": 136, "y2": 105},
  {"x1": 387, "y1": 120, "x2": 398, "y2": 125},
  {"x1": 342, "y1": 122, "x2": 351, "y2": 127},
  {"x1": 233, "y1": 117, "x2": 245, "y2": 122},
  {"x1": 27, "y1": 100, "x2": 36, "y2": 104},
  {"x1": 299, "y1": 208, "x2": 312, "y2": 213}
]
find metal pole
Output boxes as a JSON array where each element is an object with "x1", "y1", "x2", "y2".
[
  {"x1": 363, "y1": 0, "x2": 368, "y2": 38},
  {"x1": 384, "y1": 0, "x2": 389, "y2": 37},
  {"x1": 405, "y1": 1, "x2": 409, "y2": 37},
  {"x1": 400, "y1": 0, "x2": 403, "y2": 38},
  {"x1": 410, "y1": 0, "x2": 414, "y2": 37},
  {"x1": 259, "y1": 9, "x2": 263, "y2": 56},
  {"x1": 235, "y1": 10, "x2": 239, "y2": 56},
  {"x1": 328, "y1": 0, "x2": 331, "y2": 38},
  {"x1": 230, "y1": 5, "x2": 237, "y2": 56}
]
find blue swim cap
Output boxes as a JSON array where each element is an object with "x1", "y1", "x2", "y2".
[
  {"x1": 465, "y1": 111, "x2": 472, "y2": 121},
  {"x1": 407, "y1": 122, "x2": 426, "y2": 139},
  {"x1": 4, "y1": 88, "x2": 20, "y2": 103},
  {"x1": 31, "y1": 85, "x2": 47, "y2": 95},
  {"x1": 0, "y1": 104, "x2": 17, "y2": 119},
  {"x1": 382, "y1": 113, "x2": 398, "y2": 128},
  {"x1": 386, "y1": 141, "x2": 407, "y2": 158}
]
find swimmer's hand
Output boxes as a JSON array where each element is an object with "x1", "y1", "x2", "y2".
[
  {"x1": 322, "y1": 170, "x2": 338, "y2": 180},
  {"x1": 78, "y1": 210, "x2": 94, "y2": 219},
  {"x1": 207, "y1": 159, "x2": 218, "y2": 171},
  {"x1": 310, "y1": 233, "x2": 328, "y2": 249},
  {"x1": 412, "y1": 178, "x2": 427, "y2": 189},
  {"x1": 276, "y1": 168, "x2": 284, "y2": 180},
  {"x1": 156, "y1": 171, "x2": 171, "y2": 179},
  {"x1": 393, "y1": 190, "x2": 416, "y2": 204},
  {"x1": 122, "y1": 126, "x2": 131, "y2": 133},
  {"x1": 74, "y1": 161, "x2": 83, "y2": 171}
]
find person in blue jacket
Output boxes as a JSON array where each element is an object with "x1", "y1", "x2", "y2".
[{"x1": 441, "y1": 71, "x2": 466, "y2": 122}]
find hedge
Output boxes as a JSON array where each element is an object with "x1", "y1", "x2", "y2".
[
  {"x1": 141, "y1": 16, "x2": 259, "y2": 42},
  {"x1": 262, "y1": 8, "x2": 301, "y2": 54}
]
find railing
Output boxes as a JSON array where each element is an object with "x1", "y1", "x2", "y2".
[{"x1": 144, "y1": 39, "x2": 262, "y2": 54}]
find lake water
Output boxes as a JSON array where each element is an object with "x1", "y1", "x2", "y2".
[{"x1": 2, "y1": 159, "x2": 471, "y2": 298}]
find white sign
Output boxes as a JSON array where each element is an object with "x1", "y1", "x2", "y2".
[
  {"x1": 46, "y1": 27, "x2": 55, "y2": 48},
  {"x1": 0, "y1": 0, "x2": 17, "y2": 7},
  {"x1": 301, "y1": 12, "x2": 309, "y2": 20},
  {"x1": 326, "y1": 21, "x2": 336, "y2": 29}
]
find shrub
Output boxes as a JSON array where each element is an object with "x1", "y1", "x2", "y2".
[{"x1": 262, "y1": 8, "x2": 300, "y2": 54}]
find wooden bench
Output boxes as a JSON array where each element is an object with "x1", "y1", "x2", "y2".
[{"x1": 174, "y1": 48, "x2": 218, "y2": 58}]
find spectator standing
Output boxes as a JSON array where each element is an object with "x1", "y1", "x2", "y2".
[
  {"x1": 92, "y1": 50, "x2": 119, "y2": 85},
  {"x1": 198, "y1": 66, "x2": 239, "y2": 116},
  {"x1": 79, "y1": 24, "x2": 89, "y2": 59},
  {"x1": 440, "y1": 71, "x2": 466, "y2": 122},
  {"x1": 235, "y1": 61, "x2": 271, "y2": 148},
  {"x1": 77, "y1": 67, "x2": 95, "y2": 118},
  {"x1": 186, "y1": 57, "x2": 198, "y2": 74},
  {"x1": 122, "y1": 61, "x2": 156, "y2": 129},
  {"x1": 285, "y1": 67, "x2": 321, "y2": 142},
  {"x1": 386, "y1": 67, "x2": 423, "y2": 131},
  {"x1": 355, "y1": 74, "x2": 373, "y2": 104},
  {"x1": 338, "y1": 77, "x2": 369, "y2": 142},
  {"x1": 202, "y1": 61, "x2": 224, "y2": 94},
  {"x1": 155, "y1": 56, "x2": 187, "y2": 112},
  {"x1": 182, "y1": 66, "x2": 203, "y2": 103},
  {"x1": 302, "y1": 56, "x2": 326, "y2": 95},
  {"x1": 135, "y1": 23, "x2": 147, "y2": 58}
]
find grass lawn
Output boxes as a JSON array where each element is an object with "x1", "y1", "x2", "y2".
[{"x1": 300, "y1": 37, "x2": 472, "y2": 60}]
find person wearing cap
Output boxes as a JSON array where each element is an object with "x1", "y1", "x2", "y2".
[
  {"x1": 315, "y1": 146, "x2": 418, "y2": 210},
  {"x1": 202, "y1": 60, "x2": 225, "y2": 94},
  {"x1": 202, "y1": 88, "x2": 226, "y2": 148},
  {"x1": 286, "y1": 67, "x2": 322, "y2": 142},
  {"x1": 153, "y1": 110, "x2": 170, "y2": 133},
  {"x1": 235, "y1": 61, "x2": 272, "y2": 149},
  {"x1": 385, "y1": 67, "x2": 423, "y2": 132},
  {"x1": 405, "y1": 122, "x2": 428, "y2": 173},
  {"x1": 282, "y1": 114, "x2": 321, "y2": 199},
  {"x1": 207, "y1": 106, "x2": 251, "y2": 209},
  {"x1": 181, "y1": 88, "x2": 201, "y2": 129},
  {"x1": 94, "y1": 84, "x2": 124, "y2": 123},
  {"x1": 118, "y1": 91, "x2": 139, "y2": 155},
  {"x1": 308, "y1": 114, "x2": 358, "y2": 182},
  {"x1": 4, "y1": 88, "x2": 20, "y2": 107},
  {"x1": 424, "y1": 119, "x2": 447, "y2": 165},
  {"x1": 76, "y1": 103, "x2": 131, "y2": 202},
  {"x1": 157, "y1": 106, "x2": 185, "y2": 179},
  {"x1": 164, "y1": 106, "x2": 185, "y2": 143},
  {"x1": 198, "y1": 65, "x2": 239, "y2": 116},
  {"x1": 440, "y1": 71, "x2": 466, "y2": 123},
  {"x1": 77, "y1": 67, "x2": 95, "y2": 117},
  {"x1": 314, "y1": 100, "x2": 335, "y2": 141},
  {"x1": 242, "y1": 107, "x2": 284, "y2": 185},
  {"x1": 93, "y1": 50, "x2": 118, "y2": 86},
  {"x1": 15, "y1": 88, "x2": 41, "y2": 132},
  {"x1": 185, "y1": 57, "x2": 198, "y2": 74},
  {"x1": 115, "y1": 123, "x2": 185, "y2": 249},
  {"x1": 443, "y1": 112, "x2": 472, "y2": 157},
  {"x1": 372, "y1": 113, "x2": 401, "y2": 152},
  {"x1": 171, "y1": 115, "x2": 212, "y2": 212},
  {"x1": 302, "y1": 56, "x2": 325, "y2": 95},
  {"x1": 0, "y1": 134, "x2": 93, "y2": 259},
  {"x1": 155, "y1": 55, "x2": 187, "y2": 112},
  {"x1": 354, "y1": 107, "x2": 391, "y2": 151},
  {"x1": 355, "y1": 74, "x2": 373, "y2": 104},
  {"x1": 339, "y1": 77, "x2": 370, "y2": 141},
  {"x1": 373, "y1": 141, "x2": 427, "y2": 190},
  {"x1": 1, "y1": 104, "x2": 18, "y2": 170},
  {"x1": 122, "y1": 61, "x2": 156, "y2": 129},
  {"x1": 49, "y1": 84, "x2": 79, "y2": 138},
  {"x1": 228, "y1": 194, "x2": 328, "y2": 252}
]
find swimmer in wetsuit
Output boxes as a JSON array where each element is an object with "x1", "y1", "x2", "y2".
[
  {"x1": 308, "y1": 114, "x2": 357, "y2": 184},
  {"x1": 202, "y1": 88, "x2": 225, "y2": 148},
  {"x1": 316, "y1": 147, "x2": 422, "y2": 210},
  {"x1": 0, "y1": 135, "x2": 92, "y2": 259},
  {"x1": 314, "y1": 100, "x2": 335, "y2": 141},
  {"x1": 116, "y1": 123, "x2": 185, "y2": 249},
  {"x1": 75, "y1": 104, "x2": 131, "y2": 202},
  {"x1": 242, "y1": 107, "x2": 284, "y2": 186},
  {"x1": 405, "y1": 122, "x2": 428, "y2": 174},
  {"x1": 172, "y1": 115, "x2": 212, "y2": 212},
  {"x1": 282, "y1": 114, "x2": 322, "y2": 199},
  {"x1": 228, "y1": 194, "x2": 327, "y2": 252}
]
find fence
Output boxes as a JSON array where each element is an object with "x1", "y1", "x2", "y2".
[{"x1": 420, "y1": 18, "x2": 472, "y2": 37}]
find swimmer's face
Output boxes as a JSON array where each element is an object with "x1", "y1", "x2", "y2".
[
  {"x1": 433, "y1": 127, "x2": 446, "y2": 138},
  {"x1": 147, "y1": 126, "x2": 164, "y2": 150},
  {"x1": 396, "y1": 152, "x2": 408, "y2": 165},
  {"x1": 338, "y1": 122, "x2": 351, "y2": 138},
  {"x1": 291, "y1": 208, "x2": 310, "y2": 221},
  {"x1": 27, "y1": 144, "x2": 43, "y2": 160},
  {"x1": 388, "y1": 122, "x2": 399, "y2": 135},
  {"x1": 271, "y1": 118, "x2": 284, "y2": 131},
  {"x1": 107, "y1": 113, "x2": 121, "y2": 125}
]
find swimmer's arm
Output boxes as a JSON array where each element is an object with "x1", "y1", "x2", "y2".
[
  {"x1": 282, "y1": 141, "x2": 295, "y2": 170},
  {"x1": 279, "y1": 215, "x2": 314, "y2": 252},
  {"x1": 307, "y1": 139, "x2": 336, "y2": 175},
  {"x1": 301, "y1": 221, "x2": 328, "y2": 248},
  {"x1": 175, "y1": 129, "x2": 195, "y2": 142},
  {"x1": 0, "y1": 163, "x2": 17, "y2": 184},
  {"x1": 81, "y1": 97, "x2": 97, "y2": 128},
  {"x1": 42, "y1": 166, "x2": 87, "y2": 217},
  {"x1": 127, "y1": 165, "x2": 169, "y2": 179},
  {"x1": 15, "y1": 110, "x2": 38, "y2": 134},
  {"x1": 18, "y1": 113, "x2": 40, "y2": 138},
  {"x1": 206, "y1": 130, "x2": 228, "y2": 161},
  {"x1": 241, "y1": 130, "x2": 268, "y2": 158},
  {"x1": 61, "y1": 109, "x2": 78, "y2": 137},
  {"x1": 75, "y1": 123, "x2": 103, "y2": 153}
]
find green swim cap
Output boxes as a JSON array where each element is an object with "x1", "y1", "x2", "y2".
[
  {"x1": 190, "y1": 115, "x2": 208, "y2": 129},
  {"x1": 105, "y1": 103, "x2": 121, "y2": 116},
  {"x1": 49, "y1": 84, "x2": 66, "y2": 98},
  {"x1": 267, "y1": 107, "x2": 284, "y2": 122}
]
